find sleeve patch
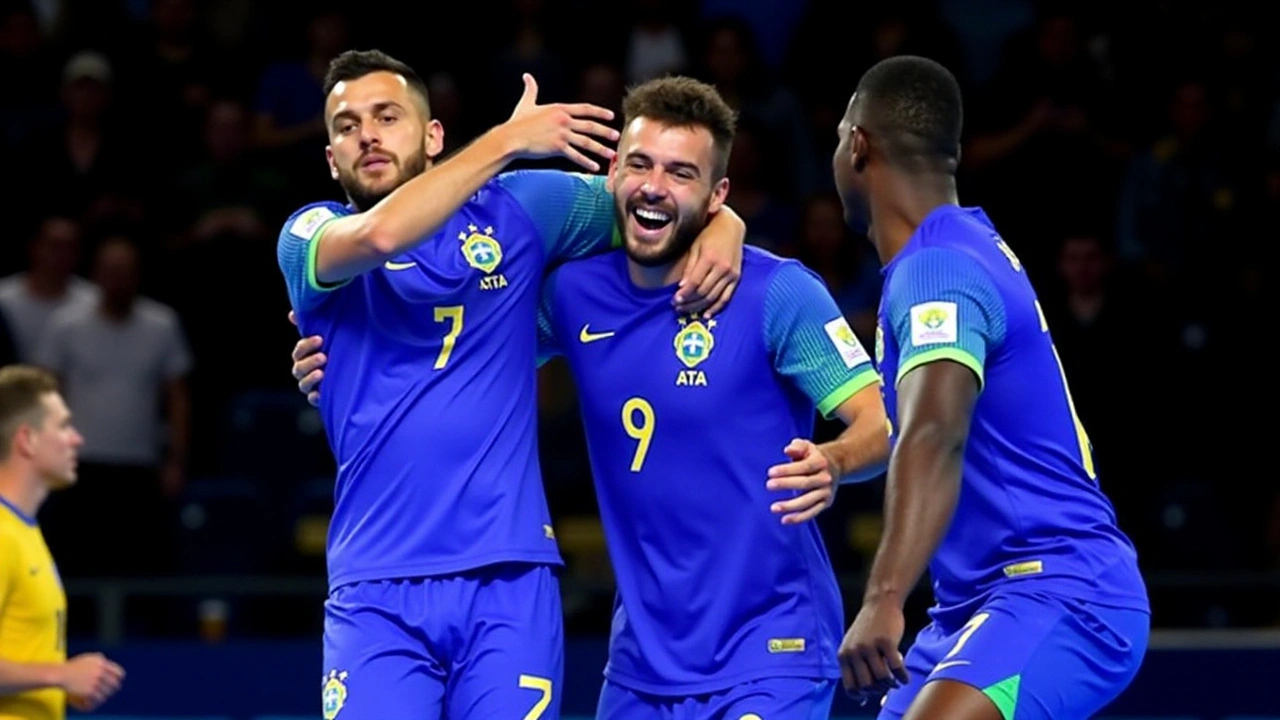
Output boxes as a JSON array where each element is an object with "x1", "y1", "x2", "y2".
[
  {"x1": 290, "y1": 206, "x2": 335, "y2": 240},
  {"x1": 824, "y1": 317, "x2": 870, "y2": 369},
  {"x1": 909, "y1": 301, "x2": 958, "y2": 346}
]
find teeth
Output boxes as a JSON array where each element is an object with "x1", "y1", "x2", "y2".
[{"x1": 634, "y1": 208, "x2": 671, "y2": 222}]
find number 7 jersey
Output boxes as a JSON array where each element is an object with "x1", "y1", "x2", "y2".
[
  {"x1": 276, "y1": 170, "x2": 617, "y2": 591},
  {"x1": 875, "y1": 205, "x2": 1148, "y2": 615}
]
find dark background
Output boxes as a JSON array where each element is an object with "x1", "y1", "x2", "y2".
[{"x1": 1, "y1": 0, "x2": 1276, "y2": 646}]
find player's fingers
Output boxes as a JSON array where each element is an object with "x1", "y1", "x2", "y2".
[
  {"x1": 103, "y1": 661, "x2": 125, "y2": 680},
  {"x1": 694, "y1": 256, "x2": 731, "y2": 302},
  {"x1": 865, "y1": 647, "x2": 894, "y2": 684},
  {"x1": 566, "y1": 131, "x2": 616, "y2": 162},
  {"x1": 849, "y1": 648, "x2": 876, "y2": 691},
  {"x1": 561, "y1": 145, "x2": 600, "y2": 173},
  {"x1": 778, "y1": 489, "x2": 833, "y2": 523},
  {"x1": 293, "y1": 353, "x2": 326, "y2": 381},
  {"x1": 771, "y1": 487, "x2": 831, "y2": 516},
  {"x1": 562, "y1": 102, "x2": 616, "y2": 122},
  {"x1": 888, "y1": 650, "x2": 909, "y2": 684},
  {"x1": 569, "y1": 118, "x2": 621, "y2": 144},
  {"x1": 704, "y1": 279, "x2": 737, "y2": 318},
  {"x1": 291, "y1": 336, "x2": 322, "y2": 363},
  {"x1": 699, "y1": 275, "x2": 733, "y2": 319},
  {"x1": 307, "y1": 390, "x2": 321, "y2": 407},
  {"x1": 513, "y1": 73, "x2": 538, "y2": 114},
  {"x1": 288, "y1": 310, "x2": 298, "y2": 327},
  {"x1": 766, "y1": 467, "x2": 824, "y2": 490},
  {"x1": 299, "y1": 369, "x2": 324, "y2": 395}
]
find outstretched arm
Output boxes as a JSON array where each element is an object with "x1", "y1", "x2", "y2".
[{"x1": 313, "y1": 75, "x2": 618, "y2": 285}]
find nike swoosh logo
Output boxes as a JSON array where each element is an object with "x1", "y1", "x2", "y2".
[
  {"x1": 579, "y1": 324, "x2": 616, "y2": 343},
  {"x1": 931, "y1": 660, "x2": 970, "y2": 674},
  {"x1": 384, "y1": 260, "x2": 417, "y2": 270}
]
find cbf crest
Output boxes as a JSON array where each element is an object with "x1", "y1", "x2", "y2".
[
  {"x1": 321, "y1": 669, "x2": 348, "y2": 719},
  {"x1": 674, "y1": 316, "x2": 715, "y2": 387},
  {"x1": 459, "y1": 224, "x2": 508, "y2": 290}
]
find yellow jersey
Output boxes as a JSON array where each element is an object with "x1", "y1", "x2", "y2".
[{"x1": 0, "y1": 496, "x2": 66, "y2": 720}]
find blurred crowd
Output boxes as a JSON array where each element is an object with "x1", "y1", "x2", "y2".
[{"x1": 0, "y1": 0, "x2": 1276, "y2": 637}]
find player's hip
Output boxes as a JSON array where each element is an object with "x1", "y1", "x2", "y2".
[
  {"x1": 598, "y1": 676, "x2": 836, "y2": 720},
  {"x1": 882, "y1": 591, "x2": 1149, "y2": 720},
  {"x1": 931, "y1": 553, "x2": 1148, "y2": 618}
]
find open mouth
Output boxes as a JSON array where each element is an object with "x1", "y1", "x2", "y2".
[{"x1": 630, "y1": 206, "x2": 673, "y2": 232}]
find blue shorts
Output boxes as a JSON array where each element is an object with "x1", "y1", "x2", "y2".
[
  {"x1": 878, "y1": 590, "x2": 1149, "y2": 720},
  {"x1": 597, "y1": 677, "x2": 835, "y2": 720},
  {"x1": 321, "y1": 563, "x2": 563, "y2": 720}
]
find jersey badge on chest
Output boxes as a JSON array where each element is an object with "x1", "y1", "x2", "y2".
[
  {"x1": 459, "y1": 224, "x2": 507, "y2": 290},
  {"x1": 674, "y1": 316, "x2": 715, "y2": 387}
]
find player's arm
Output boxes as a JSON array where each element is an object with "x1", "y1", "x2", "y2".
[
  {"x1": 862, "y1": 247, "x2": 1005, "y2": 607},
  {"x1": 312, "y1": 76, "x2": 618, "y2": 285},
  {"x1": 0, "y1": 656, "x2": 124, "y2": 705},
  {"x1": 763, "y1": 262, "x2": 889, "y2": 523},
  {"x1": 499, "y1": 169, "x2": 746, "y2": 317}
]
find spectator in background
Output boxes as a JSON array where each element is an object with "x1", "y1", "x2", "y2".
[
  {"x1": 35, "y1": 237, "x2": 192, "y2": 579},
  {"x1": 0, "y1": 217, "x2": 98, "y2": 364}
]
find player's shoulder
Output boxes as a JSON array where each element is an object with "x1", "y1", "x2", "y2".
[
  {"x1": 743, "y1": 246, "x2": 824, "y2": 292},
  {"x1": 280, "y1": 200, "x2": 352, "y2": 243}
]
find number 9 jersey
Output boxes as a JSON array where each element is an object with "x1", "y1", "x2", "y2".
[{"x1": 874, "y1": 205, "x2": 1149, "y2": 616}]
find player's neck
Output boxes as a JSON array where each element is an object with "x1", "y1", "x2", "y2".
[
  {"x1": 627, "y1": 255, "x2": 687, "y2": 290},
  {"x1": 870, "y1": 171, "x2": 958, "y2": 264},
  {"x1": 0, "y1": 470, "x2": 46, "y2": 520}
]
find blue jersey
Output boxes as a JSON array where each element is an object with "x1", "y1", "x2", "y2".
[
  {"x1": 277, "y1": 170, "x2": 617, "y2": 591},
  {"x1": 540, "y1": 248, "x2": 879, "y2": 694},
  {"x1": 875, "y1": 205, "x2": 1148, "y2": 615}
]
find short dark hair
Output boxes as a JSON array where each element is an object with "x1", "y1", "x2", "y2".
[
  {"x1": 622, "y1": 76, "x2": 737, "y2": 180},
  {"x1": 0, "y1": 365, "x2": 59, "y2": 459},
  {"x1": 851, "y1": 55, "x2": 963, "y2": 165},
  {"x1": 323, "y1": 49, "x2": 431, "y2": 117}
]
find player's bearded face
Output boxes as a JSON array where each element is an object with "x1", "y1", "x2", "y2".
[
  {"x1": 337, "y1": 143, "x2": 429, "y2": 213},
  {"x1": 615, "y1": 187, "x2": 709, "y2": 268}
]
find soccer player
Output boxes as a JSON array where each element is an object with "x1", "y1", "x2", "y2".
[
  {"x1": 276, "y1": 50, "x2": 744, "y2": 720},
  {"x1": 0, "y1": 365, "x2": 125, "y2": 719},
  {"x1": 831, "y1": 56, "x2": 1149, "y2": 720},
  {"x1": 295, "y1": 76, "x2": 892, "y2": 720}
]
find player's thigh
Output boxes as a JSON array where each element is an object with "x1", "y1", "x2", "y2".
[
  {"x1": 323, "y1": 581, "x2": 446, "y2": 720},
  {"x1": 893, "y1": 592, "x2": 1150, "y2": 720},
  {"x1": 705, "y1": 677, "x2": 836, "y2": 720},
  {"x1": 875, "y1": 619, "x2": 954, "y2": 720},
  {"x1": 1006, "y1": 600, "x2": 1150, "y2": 720},
  {"x1": 447, "y1": 563, "x2": 565, "y2": 720},
  {"x1": 595, "y1": 679, "x2": 679, "y2": 720}
]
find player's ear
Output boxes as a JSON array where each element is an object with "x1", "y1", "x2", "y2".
[
  {"x1": 325, "y1": 146, "x2": 339, "y2": 181},
  {"x1": 707, "y1": 177, "x2": 730, "y2": 215},
  {"x1": 851, "y1": 126, "x2": 868, "y2": 173},
  {"x1": 12, "y1": 423, "x2": 35, "y2": 459},
  {"x1": 425, "y1": 119, "x2": 445, "y2": 159}
]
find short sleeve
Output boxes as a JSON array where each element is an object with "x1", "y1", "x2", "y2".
[
  {"x1": 763, "y1": 261, "x2": 880, "y2": 418},
  {"x1": 883, "y1": 247, "x2": 1007, "y2": 389},
  {"x1": 276, "y1": 201, "x2": 350, "y2": 313}
]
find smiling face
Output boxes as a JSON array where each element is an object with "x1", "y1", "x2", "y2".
[
  {"x1": 606, "y1": 117, "x2": 729, "y2": 268},
  {"x1": 324, "y1": 70, "x2": 443, "y2": 211}
]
